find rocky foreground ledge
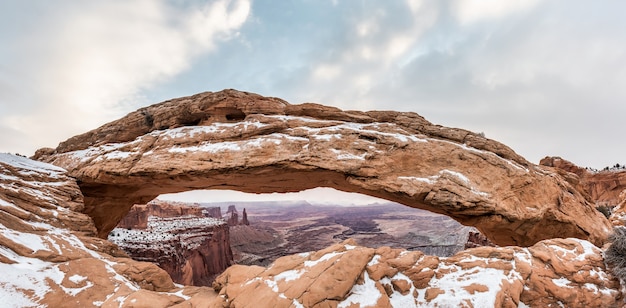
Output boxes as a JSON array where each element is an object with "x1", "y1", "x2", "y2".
[
  {"x1": 35, "y1": 89, "x2": 610, "y2": 246},
  {"x1": 0, "y1": 153, "x2": 623, "y2": 307}
]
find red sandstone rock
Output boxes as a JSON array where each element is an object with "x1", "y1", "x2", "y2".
[
  {"x1": 465, "y1": 228, "x2": 496, "y2": 249},
  {"x1": 540, "y1": 156, "x2": 626, "y2": 207},
  {"x1": 241, "y1": 208, "x2": 250, "y2": 225},
  {"x1": 214, "y1": 238, "x2": 622, "y2": 307},
  {"x1": 109, "y1": 200, "x2": 233, "y2": 286},
  {"x1": 117, "y1": 200, "x2": 207, "y2": 229},
  {"x1": 1, "y1": 152, "x2": 624, "y2": 307},
  {"x1": 0, "y1": 153, "x2": 218, "y2": 307},
  {"x1": 36, "y1": 89, "x2": 610, "y2": 247}
]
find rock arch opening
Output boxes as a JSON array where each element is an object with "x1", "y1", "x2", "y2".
[
  {"x1": 36, "y1": 89, "x2": 611, "y2": 248},
  {"x1": 107, "y1": 188, "x2": 482, "y2": 286}
]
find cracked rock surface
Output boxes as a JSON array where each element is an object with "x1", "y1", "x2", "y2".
[{"x1": 37, "y1": 89, "x2": 610, "y2": 246}]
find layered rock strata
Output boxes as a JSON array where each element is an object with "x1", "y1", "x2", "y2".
[
  {"x1": 109, "y1": 201, "x2": 233, "y2": 286},
  {"x1": 540, "y1": 156, "x2": 626, "y2": 207},
  {"x1": 117, "y1": 200, "x2": 212, "y2": 229},
  {"x1": 35, "y1": 89, "x2": 611, "y2": 247},
  {"x1": 0, "y1": 153, "x2": 220, "y2": 307}
]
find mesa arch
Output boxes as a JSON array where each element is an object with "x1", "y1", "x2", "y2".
[{"x1": 34, "y1": 89, "x2": 611, "y2": 247}]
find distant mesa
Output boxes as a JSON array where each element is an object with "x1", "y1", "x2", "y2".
[
  {"x1": 224, "y1": 204, "x2": 250, "y2": 226},
  {"x1": 109, "y1": 200, "x2": 233, "y2": 286}
]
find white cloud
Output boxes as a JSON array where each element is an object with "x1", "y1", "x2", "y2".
[
  {"x1": 0, "y1": 0, "x2": 251, "y2": 155},
  {"x1": 454, "y1": 0, "x2": 542, "y2": 24},
  {"x1": 296, "y1": 1, "x2": 439, "y2": 109}
]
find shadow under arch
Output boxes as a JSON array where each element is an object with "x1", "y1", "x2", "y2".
[{"x1": 36, "y1": 89, "x2": 609, "y2": 247}]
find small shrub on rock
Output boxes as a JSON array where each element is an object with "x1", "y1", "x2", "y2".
[
  {"x1": 596, "y1": 205, "x2": 614, "y2": 219},
  {"x1": 605, "y1": 227, "x2": 626, "y2": 282}
]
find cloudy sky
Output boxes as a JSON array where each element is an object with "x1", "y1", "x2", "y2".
[{"x1": 1, "y1": 0, "x2": 625, "y2": 174}]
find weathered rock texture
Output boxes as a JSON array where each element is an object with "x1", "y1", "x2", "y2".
[
  {"x1": 540, "y1": 157, "x2": 626, "y2": 228},
  {"x1": 35, "y1": 89, "x2": 611, "y2": 247},
  {"x1": 117, "y1": 200, "x2": 210, "y2": 229},
  {"x1": 1, "y1": 145, "x2": 623, "y2": 306},
  {"x1": 465, "y1": 228, "x2": 496, "y2": 249},
  {"x1": 213, "y1": 238, "x2": 622, "y2": 307},
  {"x1": 109, "y1": 200, "x2": 233, "y2": 286},
  {"x1": 0, "y1": 153, "x2": 220, "y2": 307},
  {"x1": 540, "y1": 156, "x2": 626, "y2": 207}
]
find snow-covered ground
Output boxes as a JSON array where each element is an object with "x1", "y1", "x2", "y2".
[
  {"x1": 0, "y1": 153, "x2": 152, "y2": 306},
  {"x1": 108, "y1": 215, "x2": 226, "y2": 251}
]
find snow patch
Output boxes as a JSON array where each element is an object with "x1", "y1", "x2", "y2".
[
  {"x1": 68, "y1": 274, "x2": 87, "y2": 284},
  {"x1": 0, "y1": 153, "x2": 66, "y2": 174},
  {"x1": 381, "y1": 273, "x2": 417, "y2": 307},
  {"x1": 304, "y1": 251, "x2": 343, "y2": 267},
  {"x1": 367, "y1": 255, "x2": 381, "y2": 267},
  {"x1": 338, "y1": 271, "x2": 381, "y2": 308},
  {"x1": 275, "y1": 269, "x2": 304, "y2": 282},
  {"x1": 331, "y1": 149, "x2": 366, "y2": 161},
  {"x1": 0, "y1": 224, "x2": 50, "y2": 253},
  {"x1": 414, "y1": 256, "x2": 518, "y2": 307},
  {"x1": 398, "y1": 169, "x2": 490, "y2": 197},
  {"x1": 170, "y1": 289, "x2": 191, "y2": 300},
  {"x1": 552, "y1": 277, "x2": 573, "y2": 288}
]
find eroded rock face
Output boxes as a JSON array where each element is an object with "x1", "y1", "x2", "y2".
[
  {"x1": 213, "y1": 238, "x2": 622, "y2": 307},
  {"x1": 36, "y1": 89, "x2": 610, "y2": 247},
  {"x1": 540, "y1": 156, "x2": 626, "y2": 207},
  {"x1": 0, "y1": 153, "x2": 220, "y2": 307},
  {"x1": 117, "y1": 200, "x2": 209, "y2": 229},
  {"x1": 2, "y1": 153, "x2": 623, "y2": 307},
  {"x1": 109, "y1": 200, "x2": 233, "y2": 286}
]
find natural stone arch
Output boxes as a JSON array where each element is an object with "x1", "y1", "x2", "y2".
[{"x1": 35, "y1": 89, "x2": 611, "y2": 247}]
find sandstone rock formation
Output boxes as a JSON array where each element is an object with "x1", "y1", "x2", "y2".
[
  {"x1": 0, "y1": 153, "x2": 220, "y2": 307},
  {"x1": 225, "y1": 205, "x2": 239, "y2": 226},
  {"x1": 117, "y1": 200, "x2": 209, "y2": 229},
  {"x1": 465, "y1": 228, "x2": 496, "y2": 249},
  {"x1": 213, "y1": 238, "x2": 621, "y2": 307},
  {"x1": 241, "y1": 208, "x2": 250, "y2": 225},
  {"x1": 109, "y1": 200, "x2": 233, "y2": 286},
  {"x1": 540, "y1": 157, "x2": 626, "y2": 228},
  {"x1": 35, "y1": 89, "x2": 611, "y2": 247},
  {"x1": 540, "y1": 156, "x2": 626, "y2": 207},
  {"x1": 1, "y1": 139, "x2": 624, "y2": 306}
]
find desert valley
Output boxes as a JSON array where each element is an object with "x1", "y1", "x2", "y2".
[{"x1": 2, "y1": 89, "x2": 626, "y2": 307}]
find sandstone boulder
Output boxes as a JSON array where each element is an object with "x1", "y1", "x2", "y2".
[
  {"x1": 214, "y1": 238, "x2": 622, "y2": 307},
  {"x1": 36, "y1": 89, "x2": 610, "y2": 246}
]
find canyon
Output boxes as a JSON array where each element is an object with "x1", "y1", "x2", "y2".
[
  {"x1": 108, "y1": 200, "x2": 233, "y2": 286},
  {"x1": 226, "y1": 200, "x2": 477, "y2": 265},
  {"x1": 111, "y1": 199, "x2": 478, "y2": 285},
  {"x1": 2, "y1": 89, "x2": 625, "y2": 307}
]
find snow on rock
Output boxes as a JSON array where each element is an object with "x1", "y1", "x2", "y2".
[
  {"x1": 214, "y1": 238, "x2": 622, "y2": 308},
  {"x1": 108, "y1": 215, "x2": 226, "y2": 251},
  {"x1": 0, "y1": 154, "x2": 219, "y2": 307},
  {"x1": 37, "y1": 90, "x2": 611, "y2": 248},
  {"x1": 397, "y1": 169, "x2": 491, "y2": 199},
  {"x1": 338, "y1": 271, "x2": 382, "y2": 308}
]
